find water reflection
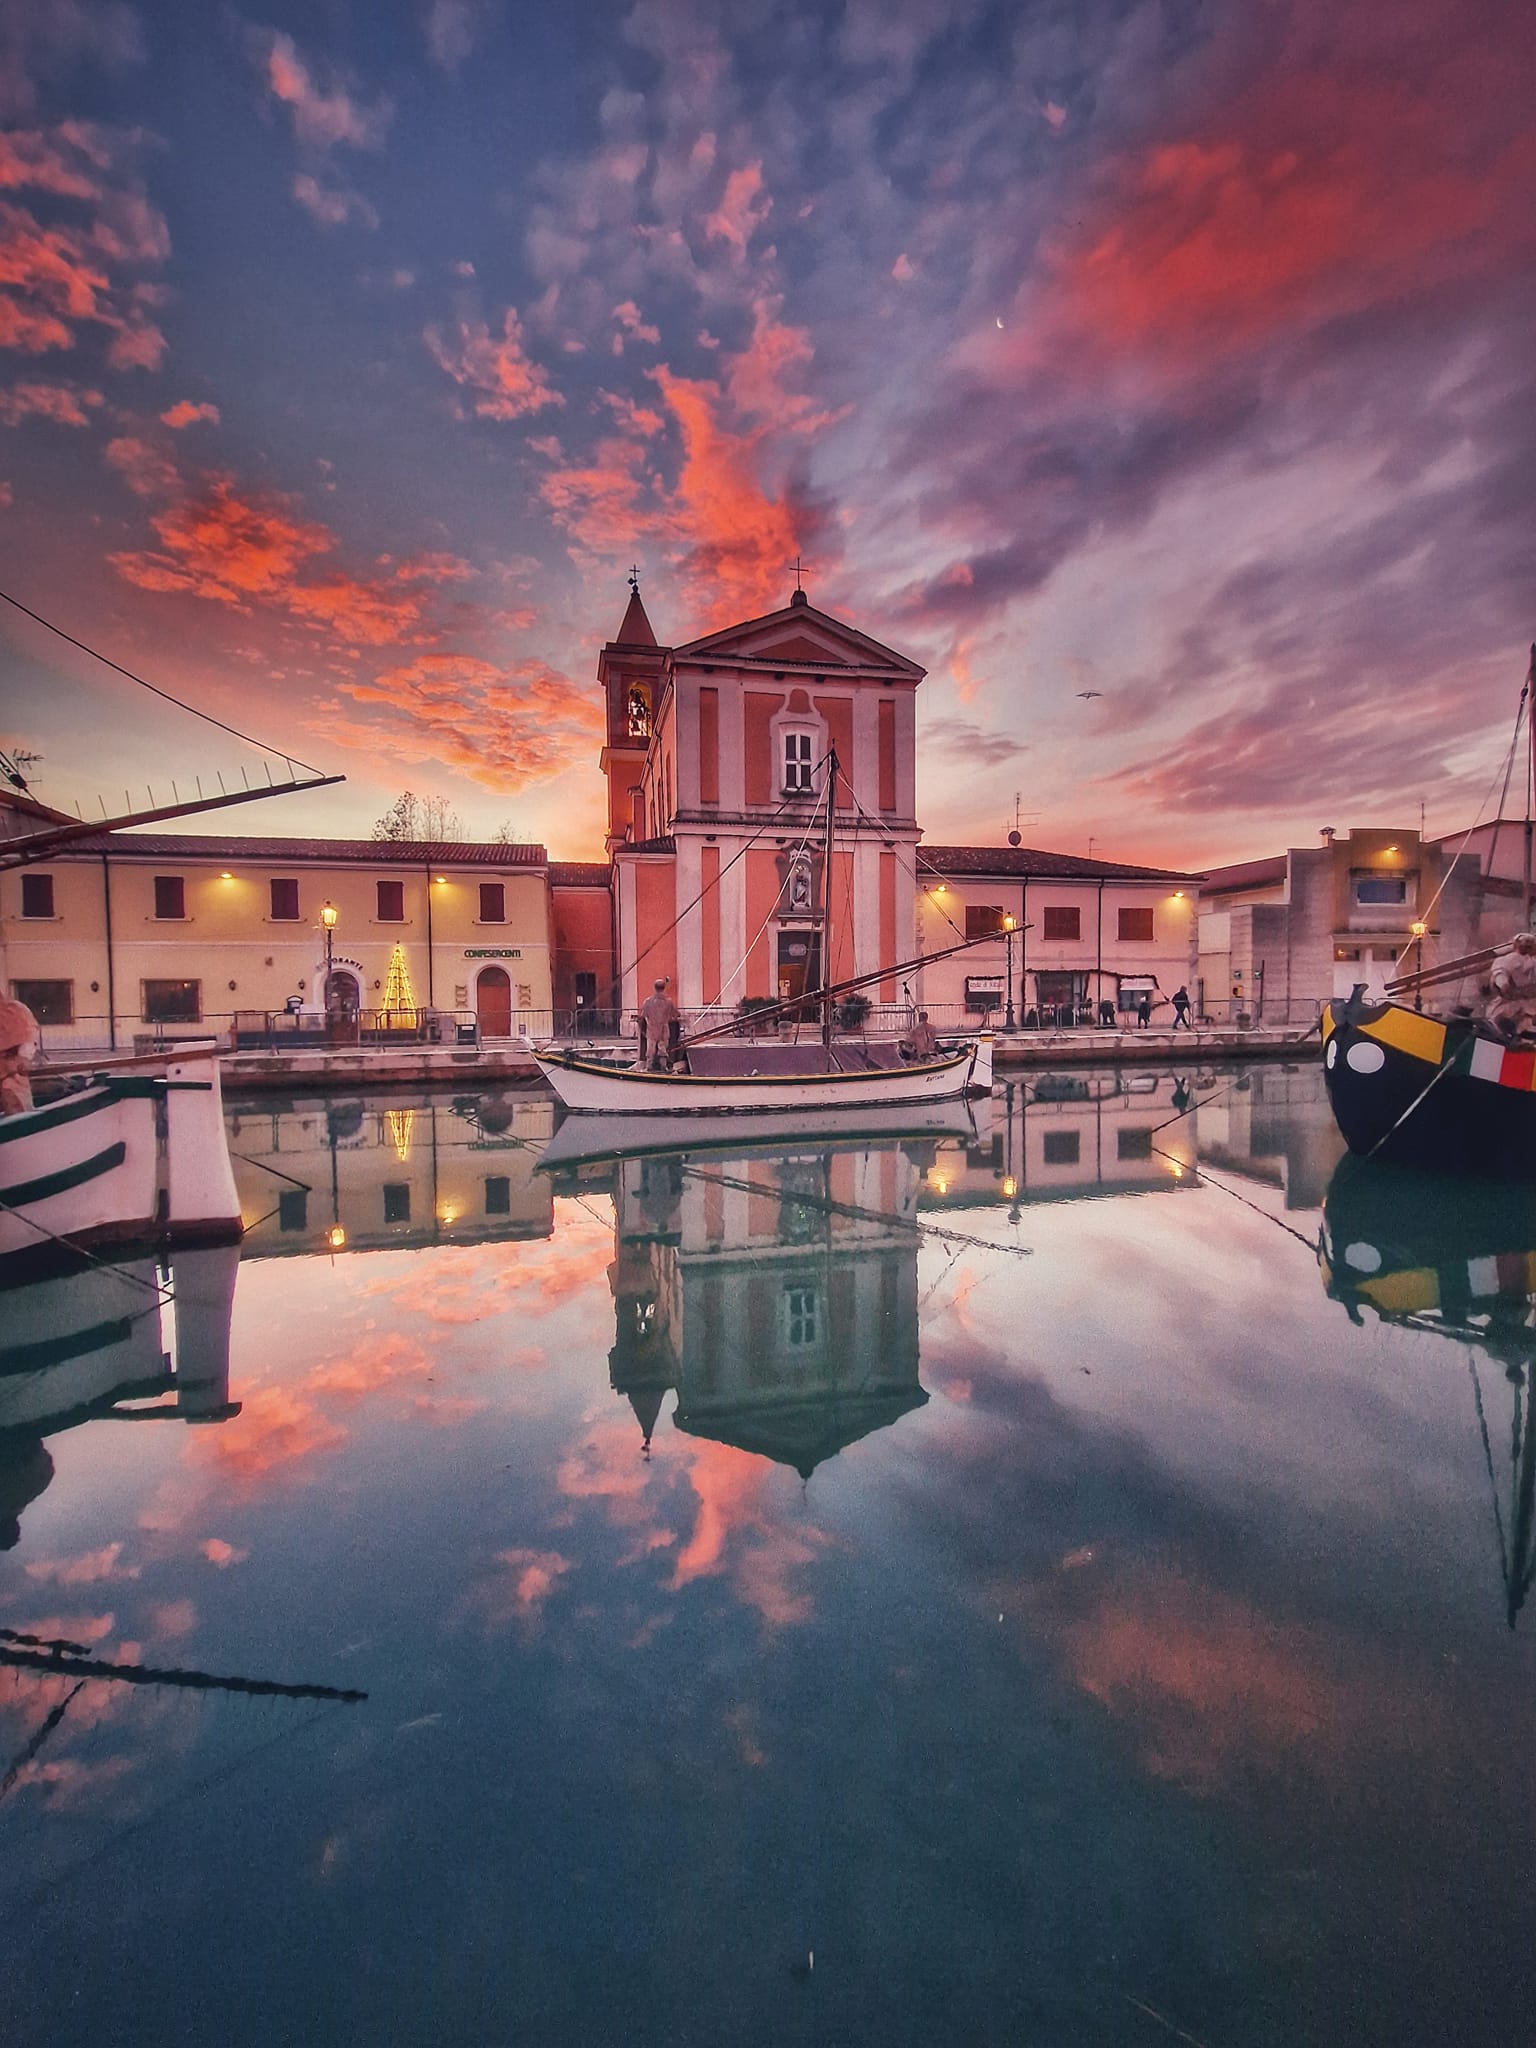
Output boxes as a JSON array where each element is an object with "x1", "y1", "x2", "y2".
[
  {"x1": 550, "y1": 1139, "x2": 929, "y2": 1477},
  {"x1": 1322, "y1": 1157, "x2": 1536, "y2": 1628},
  {"x1": 226, "y1": 1089, "x2": 556, "y2": 1254},
  {"x1": 3, "y1": 1068, "x2": 1536, "y2": 2046},
  {"x1": 0, "y1": 1243, "x2": 240, "y2": 1548}
]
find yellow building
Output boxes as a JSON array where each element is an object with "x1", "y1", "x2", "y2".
[{"x1": 0, "y1": 830, "x2": 553, "y2": 1051}]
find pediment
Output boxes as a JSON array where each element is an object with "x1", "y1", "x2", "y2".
[{"x1": 673, "y1": 601, "x2": 924, "y2": 680}]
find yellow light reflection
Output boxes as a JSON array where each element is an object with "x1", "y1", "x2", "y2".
[
  {"x1": 386, "y1": 1107, "x2": 414, "y2": 1161},
  {"x1": 326, "y1": 1224, "x2": 347, "y2": 1250}
]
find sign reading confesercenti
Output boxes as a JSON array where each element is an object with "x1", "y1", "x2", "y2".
[{"x1": 464, "y1": 947, "x2": 522, "y2": 959}]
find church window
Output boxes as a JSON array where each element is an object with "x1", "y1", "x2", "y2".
[
  {"x1": 626, "y1": 684, "x2": 651, "y2": 740},
  {"x1": 782, "y1": 728, "x2": 815, "y2": 795}
]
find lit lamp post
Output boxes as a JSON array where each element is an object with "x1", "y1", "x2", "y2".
[
  {"x1": 1410, "y1": 918, "x2": 1428, "y2": 1011},
  {"x1": 1002, "y1": 913, "x2": 1017, "y2": 1030},
  {"x1": 320, "y1": 900, "x2": 338, "y2": 1028}
]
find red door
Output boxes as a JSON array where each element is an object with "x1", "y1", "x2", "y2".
[{"x1": 476, "y1": 966, "x2": 512, "y2": 1037}]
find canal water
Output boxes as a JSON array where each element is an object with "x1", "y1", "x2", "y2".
[{"x1": 3, "y1": 1064, "x2": 1533, "y2": 2046}]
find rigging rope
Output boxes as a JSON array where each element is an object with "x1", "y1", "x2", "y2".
[{"x1": 0, "y1": 585, "x2": 326, "y2": 778}]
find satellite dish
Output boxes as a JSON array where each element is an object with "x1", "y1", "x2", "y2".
[{"x1": 1007, "y1": 830, "x2": 1022, "y2": 847}]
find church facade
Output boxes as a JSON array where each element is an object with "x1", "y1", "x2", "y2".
[{"x1": 600, "y1": 583, "x2": 924, "y2": 1024}]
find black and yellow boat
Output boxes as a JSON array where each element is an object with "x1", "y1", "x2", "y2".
[{"x1": 1321, "y1": 985, "x2": 1536, "y2": 1177}]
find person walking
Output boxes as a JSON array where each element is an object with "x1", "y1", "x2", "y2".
[
  {"x1": 1171, "y1": 986, "x2": 1191, "y2": 1030},
  {"x1": 1136, "y1": 994, "x2": 1151, "y2": 1030}
]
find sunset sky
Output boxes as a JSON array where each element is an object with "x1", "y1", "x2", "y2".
[{"x1": 1, "y1": 0, "x2": 1531, "y2": 865}]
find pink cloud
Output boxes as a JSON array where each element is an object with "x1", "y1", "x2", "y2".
[
  {"x1": 257, "y1": 29, "x2": 392, "y2": 153},
  {"x1": 292, "y1": 172, "x2": 378, "y2": 231},
  {"x1": 612, "y1": 298, "x2": 660, "y2": 345},
  {"x1": 160, "y1": 398, "x2": 220, "y2": 429},
  {"x1": 0, "y1": 378, "x2": 101, "y2": 424},
  {"x1": 199, "y1": 1538, "x2": 248, "y2": 1568},
  {"x1": 425, "y1": 307, "x2": 563, "y2": 422},
  {"x1": 703, "y1": 161, "x2": 770, "y2": 259},
  {"x1": 321, "y1": 650, "x2": 604, "y2": 794},
  {"x1": 104, "y1": 432, "x2": 179, "y2": 497},
  {"x1": 110, "y1": 476, "x2": 334, "y2": 606}
]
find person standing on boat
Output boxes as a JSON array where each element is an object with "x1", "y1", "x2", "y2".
[
  {"x1": 901, "y1": 1011, "x2": 939, "y2": 1061},
  {"x1": 1487, "y1": 932, "x2": 1536, "y2": 1039},
  {"x1": 0, "y1": 994, "x2": 38, "y2": 1114},
  {"x1": 638, "y1": 977, "x2": 679, "y2": 1070}
]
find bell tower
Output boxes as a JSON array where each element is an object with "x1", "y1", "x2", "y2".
[{"x1": 597, "y1": 573, "x2": 667, "y2": 856}]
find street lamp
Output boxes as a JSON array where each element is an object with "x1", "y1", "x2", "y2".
[
  {"x1": 1002, "y1": 913, "x2": 1017, "y2": 1030},
  {"x1": 320, "y1": 900, "x2": 338, "y2": 1020},
  {"x1": 1410, "y1": 918, "x2": 1428, "y2": 1010}
]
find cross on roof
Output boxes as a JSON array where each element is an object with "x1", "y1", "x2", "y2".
[
  {"x1": 789, "y1": 554, "x2": 804, "y2": 591},
  {"x1": 627, "y1": 564, "x2": 640, "y2": 593}
]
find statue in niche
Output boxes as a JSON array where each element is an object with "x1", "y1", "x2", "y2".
[
  {"x1": 626, "y1": 685, "x2": 652, "y2": 740},
  {"x1": 776, "y1": 847, "x2": 819, "y2": 918}
]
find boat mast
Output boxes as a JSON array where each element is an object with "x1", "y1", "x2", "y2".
[{"x1": 821, "y1": 747, "x2": 838, "y2": 1055}]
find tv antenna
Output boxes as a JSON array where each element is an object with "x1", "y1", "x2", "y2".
[{"x1": 1007, "y1": 791, "x2": 1039, "y2": 848}]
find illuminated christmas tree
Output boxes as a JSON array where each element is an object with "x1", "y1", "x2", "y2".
[{"x1": 382, "y1": 942, "x2": 415, "y2": 1020}]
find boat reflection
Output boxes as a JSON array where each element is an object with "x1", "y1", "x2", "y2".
[
  {"x1": 544, "y1": 1131, "x2": 934, "y2": 1477},
  {"x1": 0, "y1": 1242, "x2": 241, "y2": 1548},
  {"x1": 1321, "y1": 1157, "x2": 1535, "y2": 1627}
]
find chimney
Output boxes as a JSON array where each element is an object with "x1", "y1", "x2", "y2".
[{"x1": 1320, "y1": 827, "x2": 1335, "y2": 845}]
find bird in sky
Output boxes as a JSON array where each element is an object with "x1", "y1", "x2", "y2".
[{"x1": 1076, "y1": 690, "x2": 1103, "y2": 699}]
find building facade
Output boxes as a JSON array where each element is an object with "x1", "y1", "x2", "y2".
[
  {"x1": 0, "y1": 830, "x2": 553, "y2": 1050},
  {"x1": 603, "y1": 583, "x2": 925, "y2": 1024},
  {"x1": 1197, "y1": 826, "x2": 1491, "y2": 1021}
]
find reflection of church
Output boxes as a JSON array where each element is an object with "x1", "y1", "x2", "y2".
[{"x1": 555, "y1": 1139, "x2": 931, "y2": 1478}]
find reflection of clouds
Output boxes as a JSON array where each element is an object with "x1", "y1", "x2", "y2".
[
  {"x1": 203, "y1": 1385, "x2": 349, "y2": 1489},
  {"x1": 358, "y1": 1228, "x2": 611, "y2": 1326},
  {"x1": 1055, "y1": 1563, "x2": 1327, "y2": 1792},
  {"x1": 24, "y1": 1542, "x2": 140, "y2": 1586},
  {"x1": 556, "y1": 1416, "x2": 654, "y2": 1522},
  {"x1": 309, "y1": 1331, "x2": 434, "y2": 1405},
  {"x1": 554, "y1": 1417, "x2": 831, "y2": 1632},
  {"x1": 457, "y1": 1547, "x2": 574, "y2": 1636},
  {"x1": 669, "y1": 1439, "x2": 830, "y2": 1631},
  {"x1": 147, "y1": 1597, "x2": 197, "y2": 1642}
]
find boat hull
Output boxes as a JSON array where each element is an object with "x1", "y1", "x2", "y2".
[
  {"x1": 0, "y1": 1044, "x2": 242, "y2": 1278},
  {"x1": 532, "y1": 1040, "x2": 981, "y2": 1115},
  {"x1": 1321, "y1": 998, "x2": 1536, "y2": 1177}
]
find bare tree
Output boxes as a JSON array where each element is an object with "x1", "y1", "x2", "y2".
[{"x1": 371, "y1": 791, "x2": 466, "y2": 842}]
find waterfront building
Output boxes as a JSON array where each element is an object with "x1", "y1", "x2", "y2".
[
  {"x1": 912, "y1": 846, "x2": 1199, "y2": 1028},
  {"x1": 0, "y1": 827, "x2": 553, "y2": 1051},
  {"x1": 1196, "y1": 825, "x2": 1493, "y2": 1024}
]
